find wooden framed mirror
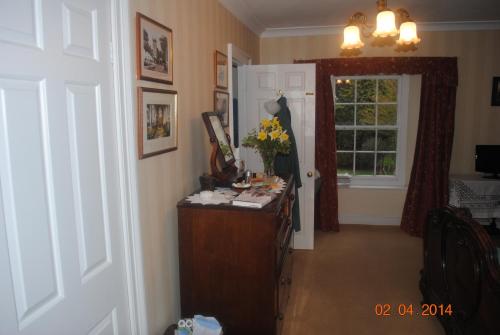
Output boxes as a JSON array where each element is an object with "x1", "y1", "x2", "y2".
[{"x1": 202, "y1": 112, "x2": 237, "y2": 181}]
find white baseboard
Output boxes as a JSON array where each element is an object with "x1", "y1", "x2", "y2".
[{"x1": 339, "y1": 214, "x2": 401, "y2": 226}]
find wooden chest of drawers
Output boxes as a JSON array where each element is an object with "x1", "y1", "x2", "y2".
[{"x1": 177, "y1": 176, "x2": 295, "y2": 335}]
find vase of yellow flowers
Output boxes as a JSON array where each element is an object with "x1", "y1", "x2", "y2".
[{"x1": 242, "y1": 117, "x2": 291, "y2": 177}]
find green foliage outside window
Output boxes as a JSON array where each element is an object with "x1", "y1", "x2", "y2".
[{"x1": 334, "y1": 77, "x2": 399, "y2": 177}]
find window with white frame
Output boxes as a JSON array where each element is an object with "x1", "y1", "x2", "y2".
[{"x1": 332, "y1": 75, "x2": 409, "y2": 187}]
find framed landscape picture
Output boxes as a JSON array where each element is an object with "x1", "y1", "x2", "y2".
[
  {"x1": 492, "y1": 77, "x2": 500, "y2": 106},
  {"x1": 214, "y1": 90, "x2": 230, "y2": 127},
  {"x1": 136, "y1": 13, "x2": 173, "y2": 84},
  {"x1": 215, "y1": 51, "x2": 228, "y2": 89},
  {"x1": 137, "y1": 87, "x2": 178, "y2": 159}
]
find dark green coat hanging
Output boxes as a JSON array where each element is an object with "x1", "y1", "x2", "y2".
[{"x1": 274, "y1": 97, "x2": 302, "y2": 231}]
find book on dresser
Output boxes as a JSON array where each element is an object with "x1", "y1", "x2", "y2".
[{"x1": 232, "y1": 189, "x2": 277, "y2": 208}]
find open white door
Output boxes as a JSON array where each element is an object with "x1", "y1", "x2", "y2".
[
  {"x1": 239, "y1": 64, "x2": 316, "y2": 250},
  {"x1": 0, "y1": 1, "x2": 135, "y2": 334}
]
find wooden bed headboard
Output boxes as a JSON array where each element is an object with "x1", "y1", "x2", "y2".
[{"x1": 420, "y1": 207, "x2": 500, "y2": 335}]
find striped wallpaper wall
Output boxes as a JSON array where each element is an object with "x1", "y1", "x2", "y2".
[{"x1": 132, "y1": 1, "x2": 259, "y2": 333}]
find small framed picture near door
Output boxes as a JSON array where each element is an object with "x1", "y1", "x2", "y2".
[
  {"x1": 136, "y1": 13, "x2": 173, "y2": 84},
  {"x1": 215, "y1": 51, "x2": 228, "y2": 89},
  {"x1": 492, "y1": 77, "x2": 500, "y2": 106},
  {"x1": 214, "y1": 90, "x2": 230, "y2": 127},
  {"x1": 138, "y1": 87, "x2": 178, "y2": 159}
]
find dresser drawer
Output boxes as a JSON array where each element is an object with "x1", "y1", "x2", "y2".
[
  {"x1": 278, "y1": 247, "x2": 293, "y2": 311},
  {"x1": 276, "y1": 246, "x2": 293, "y2": 335},
  {"x1": 277, "y1": 217, "x2": 292, "y2": 274},
  {"x1": 276, "y1": 190, "x2": 294, "y2": 267}
]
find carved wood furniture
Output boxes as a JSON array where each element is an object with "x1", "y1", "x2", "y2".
[
  {"x1": 177, "y1": 176, "x2": 295, "y2": 335},
  {"x1": 202, "y1": 112, "x2": 238, "y2": 184},
  {"x1": 420, "y1": 207, "x2": 500, "y2": 335}
]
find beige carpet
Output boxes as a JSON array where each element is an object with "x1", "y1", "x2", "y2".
[{"x1": 282, "y1": 225, "x2": 444, "y2": 335}]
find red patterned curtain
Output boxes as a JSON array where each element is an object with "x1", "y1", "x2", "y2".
[{"x1": 295, "y1": 57, "x2": 458, "y2": 235}]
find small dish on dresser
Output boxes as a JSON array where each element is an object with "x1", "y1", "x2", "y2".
[{"x1": 232, "y1": 182, "x2": 251, "y2": 189}]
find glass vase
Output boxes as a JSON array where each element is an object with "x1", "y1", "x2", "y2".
[{"x1": 260, "y1": 151, "x2": 276, "y2": 177}]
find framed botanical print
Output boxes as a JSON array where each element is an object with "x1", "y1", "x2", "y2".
[
  {"x1": 136, "y1": 13, "x2": 173, "y2": 84},
  {"x1": 214, "y1": 90, "x2": 230, "y2": 127},
  {"x1": 215, "y1": 50, "x2": 228, "y2": 89},
  {"x1": 137, "y1": 87, "x2": 178, "y2": 159}
]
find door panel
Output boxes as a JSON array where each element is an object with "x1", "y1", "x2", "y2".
[
  {"x1": 287, "y1": 98, "x2": 305, "y2": 165},
  {"x1": 284, "y1": 72, "x2": 305, "y2": 91},
  {"x1": 88, "y1": 309, "x2": 118, "y2": 335},
  {"x1": 66, "y1": 83, "x2": 112, "y2": 283},
  {"x1": 239, "y1": 64, "x2": 315, "y2": 250},
  {"x1": 62, "y1": 2, "x2": 99, "y2": 60},
  {"x1": 0, "y1": 1, "x2": 131, "y2": 334},
  {"x1": 0, "y1": 0, "x2": 43, "y2": 49},
  {"x1": 0, "y1": 77, "x2": 64, "y2": 330}
]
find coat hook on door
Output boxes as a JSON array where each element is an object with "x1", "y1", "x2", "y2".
[{"x1": 277, "y1": 89, "x2": 284, "y2": 97}]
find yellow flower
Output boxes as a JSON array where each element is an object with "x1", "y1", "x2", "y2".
[
  {"x1": 280, "y1": 132, "x2": 289, "y2": 142},
  {"x1": 270, "y1": 130, "x2": 280, "y2": 140},
  {"x1": 272, "y1": 117, "x2": 279, "y2": 126},
  {"x1": 257, "y1": 130, "x2": 267, "y2": 141},
  {"x1": 261, "y1": 118, "x2": 271, "y2": 128}
]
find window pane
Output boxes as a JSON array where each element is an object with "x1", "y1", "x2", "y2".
[
  {"x1": 377, "y1": 130, "x2": 397, "y2": 151},
  {"x1": 377, "y1": 153, "x2": 396, "y2": 175},
  {"x1": 356, "y1": 104, "x2": 375, "y2": 125},
  {"x1": 355, "y1": 153, "x2": 375, "y2": 175},
  {"x1": 335, "y1": 104, "x2": 354, "y2": 125},
  {"x1": 356, "y1": 130, "x2": 375, "y2": 150},
  {"x1": 378, "y1": 104, "x2": 397, "y2": 125},
  {"x1": 336, "y1": 130, "x2": 354, "y2": 150},
  {"x1": 337, "y1": 152, "x2": 353, "y2": 174},
  {"x1": 357, "y1": 79, "x2": 376, "y2": 103},
  {"x1": 335, "y1": 80, "x2": 354, "y2": 103},
  {"x1": 378, "y1": 79, "x2": 398, "y2": 102}
]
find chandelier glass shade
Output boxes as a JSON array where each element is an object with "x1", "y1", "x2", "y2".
[
  {"x1": 397, "y1": 21, "x2": 421, "y2": 45},
  {"x1": 341, "y1": 25, "x2": 364, "y2": 50},
  {"x1": 372, "y1": 10, "x2": 398, "y2": 38},
  {"x1": 340, "y1": 0, "x2": 421, "y2": 55}
]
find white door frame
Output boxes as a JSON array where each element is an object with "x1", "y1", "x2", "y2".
[
  {"x1": 110, "y1": 0, "x2": 148, "y2": 334},
  {"x1": 227, "y1": 43, "x2": 252, "y2": 160}
]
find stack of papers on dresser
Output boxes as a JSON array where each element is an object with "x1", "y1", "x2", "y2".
[
  {"x1": 186, "y1": 189, "x2": 238, "y2": 205},
  {"x1": 232, "y1": 189, "x2": 277, "y2": 208}
]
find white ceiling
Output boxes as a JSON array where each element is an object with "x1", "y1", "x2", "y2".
[{"x1": 219, "y1": 0, "x2": 500, "y2": 35}]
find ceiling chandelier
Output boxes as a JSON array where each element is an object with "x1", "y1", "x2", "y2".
[{"x1": 340, "y1": 0, "x2": 421, "y2": 56}]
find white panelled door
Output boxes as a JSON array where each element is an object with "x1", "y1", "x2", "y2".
[
  {"x1": 0, "y1": 1, "x2": 131, "y2": 334},
  {"x1": 239, "y1": 64, "x2": 316, "y2": 250}
]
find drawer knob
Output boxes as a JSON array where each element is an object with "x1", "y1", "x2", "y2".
[
  {"x1": 307, "y1": 171, "x2": 313, "y2": 177},
  {"x1": 278, "y1": 313, "x2": 284, "y2": 321},
  {"x1": 280, "y1": 277, "x2": 286, "y2": 285}
]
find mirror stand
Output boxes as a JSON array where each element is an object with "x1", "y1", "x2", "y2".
[{"x1": 209, "y1": 135, "x2": 237, "y2": 183}]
